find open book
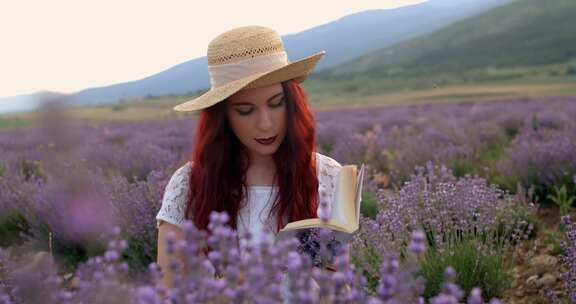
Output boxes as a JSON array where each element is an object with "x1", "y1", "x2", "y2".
[{"x1": 275, "y1": 163, "x2": 365, "y2": 244}]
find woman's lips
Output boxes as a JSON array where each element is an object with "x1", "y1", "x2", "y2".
[{"x1": 255, "y1": 135, "x2": 277, "y2": 145}]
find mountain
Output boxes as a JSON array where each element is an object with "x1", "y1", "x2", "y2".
[
  {"x1": 282, "y1": 0, "x2": 509, "y2": 70},
  {"x1": 316, "y1": 0, "x2": 576, "y2": 81},
  {"x1": 62, "y1": 57, "x2": 209, "y2": 107},
  {"x1": 58, "y1": 0, "x2": 507, "y2": 107},
  {"x1": 0, "y1": 91, "x2": 68, "y2": 114}
]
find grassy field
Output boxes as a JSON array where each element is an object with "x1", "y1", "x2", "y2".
[
  {"x1": 1, "y1": 81, "x2": 576, "y2": 129},
  {"x1": 310, "y1": 81, "x2": 576, "y2": 111},
  {"x1": 0, "y1": 117, "x2": 36, "y2": 129}
]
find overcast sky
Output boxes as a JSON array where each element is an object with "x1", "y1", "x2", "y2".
[{"x1": 0, "y1": 0, "x2": 424, "y2": 98}]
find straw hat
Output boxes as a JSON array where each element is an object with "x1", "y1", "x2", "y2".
[{"x1": 173, "y1": 25, "x2": 326, "y2": 112}]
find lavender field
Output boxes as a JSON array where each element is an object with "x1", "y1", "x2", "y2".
[{"x1": 1, "y1": 96, "x2": 575, "y2": 303}]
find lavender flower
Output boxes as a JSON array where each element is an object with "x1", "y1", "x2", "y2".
[
  {"x1": 409, "y1": 230, "x2": 426, "y2": 255},
  {"x1": 0, "y1": 208, "x2": 500, "y2": 303},
  {"x1": 467, "y1": 287, "x2": 483, "y2": 304},
  {"x1": 6, "y1": 95, "x2": 570, "y2": 302},
  {"x1": 358, "y1": 162, "x2": 519, "y2": 256},
  {"x1": 429, "y1": 266, "x2": 463, "y2": 304},
  {"x1": 560, "y1": 215, "x2": 576, "y2": 303}
]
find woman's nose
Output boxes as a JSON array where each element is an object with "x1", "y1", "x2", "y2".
[{"x1": 256, "y1": 108, "x2": 273, "y2": 130}]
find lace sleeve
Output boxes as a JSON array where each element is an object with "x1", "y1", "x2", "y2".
[
  {"x1": 316, "y1": 153, "x2": 342, "y2": 219},
  {"x1": 156, "y1": 162, "x2": 192, "y2": 229}
]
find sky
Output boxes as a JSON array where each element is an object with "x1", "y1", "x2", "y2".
[{"x1": 0, "y1": 0, "x2": 424, "y2": 98}]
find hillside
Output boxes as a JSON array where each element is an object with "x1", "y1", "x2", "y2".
[{"x1": 315, "y1": 0, "x2": 576, "y2": 86}]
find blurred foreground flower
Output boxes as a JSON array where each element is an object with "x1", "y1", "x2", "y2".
[{"x1": 0, "y1": 211, "x2": 498, "y2": 303}]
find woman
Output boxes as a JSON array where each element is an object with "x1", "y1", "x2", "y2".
[{"x1": 155, "y1": 25, "x2": 345, "y2": 294}]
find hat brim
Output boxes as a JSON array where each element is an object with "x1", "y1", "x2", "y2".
[{"x1": 173, "y1": 50, "x2": 326, "y2": 112}]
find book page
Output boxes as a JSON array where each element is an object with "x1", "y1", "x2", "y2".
[
  {"x1": 282, "y1": 218, "x2": 350, "y2": 233},
  {"x1": 276, "y1": 164, "x2": 364, "y2": 241},
  {"x1": 355, "y1": 164, "x2": 365, "y2": 221},
  {"x1": 334, "y1": 165, "x2": 357, "y2": 230}
]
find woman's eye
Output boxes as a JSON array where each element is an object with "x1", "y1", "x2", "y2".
[
  {"x1": 236, "y1": 108, "x2": 253, "y2": 115},
  {"x1": 270, "y1": 97, "x2": 285, "y2": 108}
]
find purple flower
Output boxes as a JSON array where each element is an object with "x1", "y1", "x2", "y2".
[
  {"x1": 409, "y1": 230, "x2": 426, "y2": 255},
  {"x1": 467, "y1": 287, "x2": 483, "y2": 304},
  {"x1": 560, "y1": 215, "x2": 576, "y2": 303}
]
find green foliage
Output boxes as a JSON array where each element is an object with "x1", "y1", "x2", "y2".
[
  {"x1": 51, "y1": 237, "x2": 105, "y2": 274},
  {"x1": 351, "y1": 245, "x2": 382, "y2": 294},
  {"x1": 492, "y1": 183, "x2": 541, "y2": 247},
  {"x1": 388, "y1": 0, "x2": 575, "y2": 74},
  {"x1": 542, "y1": 229, "x2": 563, "y2": 256},
  {"x1": 495, "y1": 205, "x2": 541, "y2": 245},
  {"x1": 49, "y1": 230, "x2": 108, "y2": 274},
  {"x1": 450, "y1": 144, "x2": 507, "y2": 180},
  {"x1": 0, "y1": 118, "x2": 34, "y2": 129},
  {"x1": 0, "y1": 212, "x2": 30, "y2": 248},
  {"x1": 493, "y1": 161, "x2": 576, "y2": 209},
  {"x1": 419, "y1": 241, "x2": 511, "y2": 300},
  {"x1": 122, "y1": 238, "x2": 156, "y2": 277},
  {"x1": 547, "y1": 185, "x2": 576, "y2": 216},
  {"x1": 19, "y1": 159, "x2": 47, "y2": 182},
  {"x1": 360, "y1": 191, "x2": 378, "y2": 219}
]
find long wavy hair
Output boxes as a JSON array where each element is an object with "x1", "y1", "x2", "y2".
[{"x1": 185, "y1": 79, "x2": 319, "y2": 236}]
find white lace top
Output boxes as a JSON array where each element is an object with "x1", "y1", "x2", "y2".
[{"x1": 156, "y1": 152, "x2": 342, "y2": 247}]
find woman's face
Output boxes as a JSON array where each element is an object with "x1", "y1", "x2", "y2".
[{"x1": 226, "y1": 83, "x2": 287, "y2": 159}]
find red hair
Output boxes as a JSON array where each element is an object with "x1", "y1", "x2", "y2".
[{"x1": 185, "y1": 79, "x2": 319, "y2": 235}]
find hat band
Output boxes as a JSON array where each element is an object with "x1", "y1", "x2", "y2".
[{"x1": 208, "y1": 51, "x2": 289, "y2": 88}]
